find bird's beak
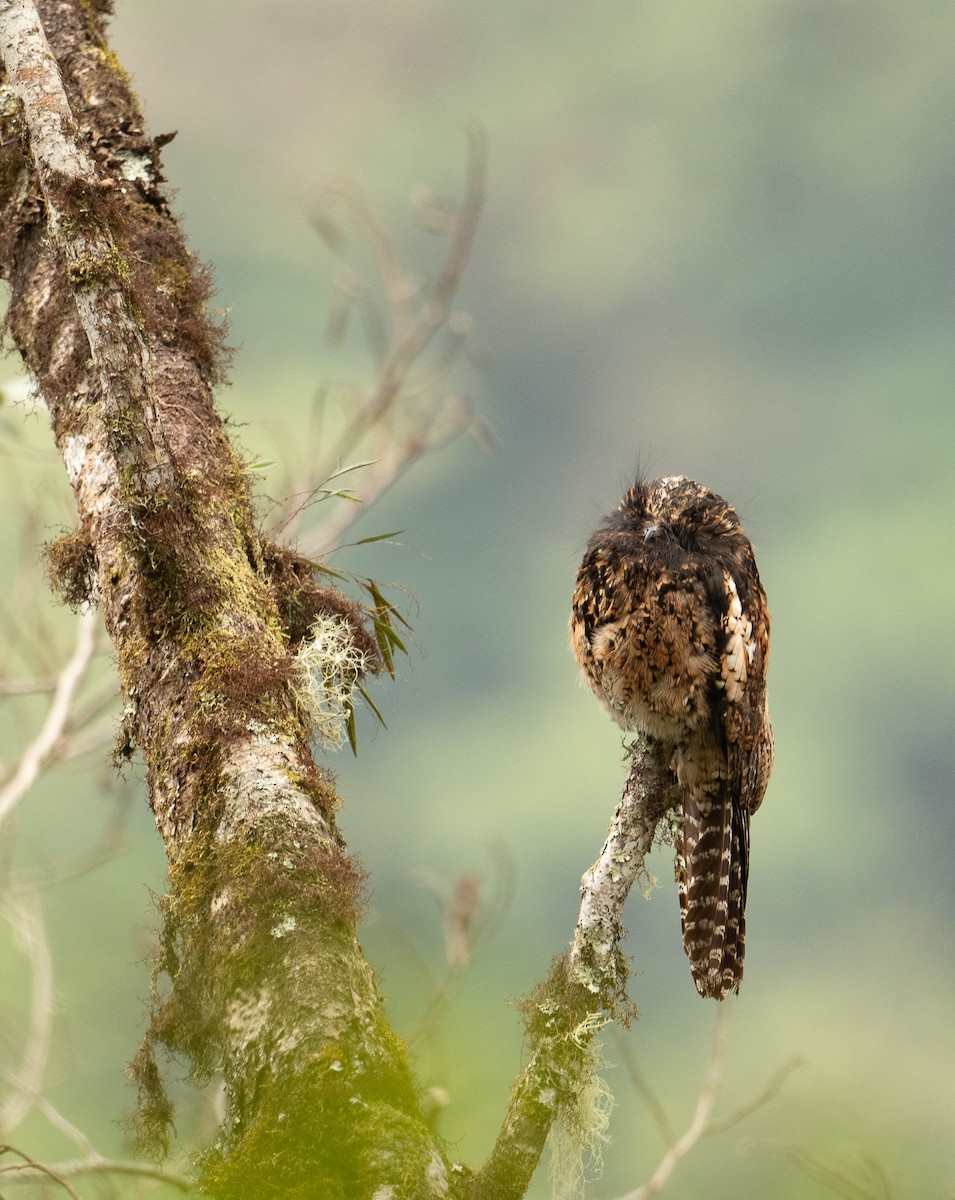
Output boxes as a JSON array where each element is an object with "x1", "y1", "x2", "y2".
[{"x1": 643, "y1": 524, "x2": 659, "y2": 543}]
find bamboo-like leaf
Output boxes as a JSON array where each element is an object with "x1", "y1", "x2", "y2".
[
  {"x1": 364, "y1": 579, "x2": 413, "y2": 629},
  {"x1": 373, "y1": 620, "x2": 395, "y2": 677},
  {"x1": 309, "y1": 561, "x2": 351, "y2": 582},
  {"x1": 344, "y1": 697, "x2": 358, "y2": 755},
  {"x1": 383, "y1": 600, "x2": 412, "y2": 631},
  {"x1": 376, "y1": 620, "x2": 407, "y2": 655},
  {"x1": 317, "y1": 487, "x2": 362, "y2": 504},
  {"x1": 331, "y1": 530, "x2": 403, "y2": 554},
  {"x1": 349, "y1": 530, "x2": 404, "y2": 547},
  {"x1": 323, "y1": 459, "x2": 379, "y2": 485},
  {"x1": 356, "y1": 683, "x2": 387, "y2": 728}
]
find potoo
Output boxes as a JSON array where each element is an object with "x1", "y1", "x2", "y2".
[{"x1": 570, "y1": 476, "x2": 773, "y2": 999}]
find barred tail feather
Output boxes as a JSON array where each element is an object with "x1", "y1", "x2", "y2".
[{"x1": 676, "y1": 788, "x2": 750, "y2": 1000}]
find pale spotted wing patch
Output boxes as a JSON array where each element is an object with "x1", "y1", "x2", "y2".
[{"x1": 714, "y1": 572, "x2": 755, "y2": 704}]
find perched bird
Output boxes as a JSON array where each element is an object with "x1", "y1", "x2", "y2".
[{"x1": 570, "y1": 476, "x2": 773, "y2": 999}]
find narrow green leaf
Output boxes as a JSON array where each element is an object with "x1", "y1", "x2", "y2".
[
  {"x1": 382, "y1": 600, "x2": 413, "y2": 631},
  {"x1": 345, "y1": 699, "x2": 358, "y2": 755},
  {"x1": 336, "y1": 529, "x2": 404, "y2": 550},
  {"x1": 373, "y1": 621, "x2": 396, "y2": 677},
  {"x1": 365, "y1": 579, "x2": 389, "y2": 611},
  {"x1": 318, "y1": 487, "x2": 362, "y2": 504},
  {"x1": 309, "y1": 561, "x2": 350, "y2": 582},
  {"x1": 356, "y1": 683, "x2": 387, "y2": 728},
  {"x1": 362, "y1": 579, "x2": 414, "y2": 635},
  {"x1": 323, "y1": 459, "x2": 379, "y2": 485},
  {"x1": 376, "y1": 621, "x2": 407, "y2": 656}
]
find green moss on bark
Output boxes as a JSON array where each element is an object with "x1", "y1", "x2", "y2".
[
  {"x1": 133, "y1": 807, "x2": 371, "y2": 1156},
  {"x1": 199, "y1": 1044, "x2": 439, "y2": 1200}
]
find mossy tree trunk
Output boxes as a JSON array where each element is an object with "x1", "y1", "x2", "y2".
[
  {"x1": 0, "y1": 3, "x2": 661, "y2": 1197},
  {"x1": 0, "y1": 2, "x2": 451, "y2": 1196}
]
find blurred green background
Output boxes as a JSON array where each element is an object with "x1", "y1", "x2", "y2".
[{"x1": 2, "y1": 1, "x2": 954, "y2": 1196}]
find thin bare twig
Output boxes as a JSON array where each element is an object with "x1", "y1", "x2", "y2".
[
  {"x1": 616, "y1": 1006, "x2": 733, "y2": 1200},
  {"x1": 33, "y1": 1092, "x2": 96, "y2": 1157},
  {"x1": 56, "y1": 713, "x2": 119, "y2": 762},
  {"x1": 405, "y1": 844, "x2": 516, "y2": 1050},
  {"x1": 0, "y1": 1145, "x2": 192, "y2": 1193},
  {"x1": 0, "y1": 1144, "x2": 82, "y2": 1199},
  {"x1": 289, "y1": 126, "x2": 489, "y2": 557},
  {"x1": 320, "y1": 125, "x2": 486, "y2": 465},
  {"x1": 315, "y1": 179, "x2": 418, "y2": 346},
  {"x1": 614, "y1": 1013, "x2": 803, "y2": 1200},
  {"x1": 613, "y1": 1032, "x2": 677, "y2": 1150},
  {"x1": 11, "y1": 794, "x2": 130, "y2": 890},
  {"x1": 0, "y1": 606, "x2": 98, "y2": 829},
  {"x1": 0, "y1": 890, "x2": 54, "y2": 1134},
  {"x1": 1, "y1": 1091, "x2": 190, "y2": 1194},
  {"x1": 781, "y1": 1147, "x2": 891, "y2": 1200},
  {"x1": 705, "y1": 1054, "x2": 803, "y2": 1136},
  {"x1": 0, "y1": 676, "x2": 60, "y2": 696},
  {"x1": 56, "y1": 666, "x2": 116, "y2": 735}
]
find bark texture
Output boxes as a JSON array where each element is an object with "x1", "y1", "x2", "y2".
[{"x1": 0, "y1": 3, "x2": 448, "y2": 1196}]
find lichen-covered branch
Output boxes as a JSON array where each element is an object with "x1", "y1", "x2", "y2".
[
  {"x1": 469, "y1": 739, "x2": 677, "y2": 1199},
  {"x1": 569, "y1": 737, "x2": 677, "y2": 999},
  {"x1": 0, "y1": 2, "x2": 449, "y2": 1194},
  {"x1": 0, "y1": 0, "x2": 177, "y2": 511}
]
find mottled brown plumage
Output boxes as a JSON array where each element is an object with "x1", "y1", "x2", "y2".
[{"x1": 570, "y1": 476, "x2": 773, "y2": 999}]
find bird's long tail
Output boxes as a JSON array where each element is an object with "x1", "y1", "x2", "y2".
[{"x1": 676, "y1": 785, "x2": 750, "y2": 1000}]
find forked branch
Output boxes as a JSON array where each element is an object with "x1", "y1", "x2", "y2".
[{"x1": 614, "y1": 1009, "x2": 801, "y2": 1200}]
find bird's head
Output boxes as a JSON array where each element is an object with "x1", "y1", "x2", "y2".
[{"x1": 612, "y1": 475, "x2": 743, "y2": 554}]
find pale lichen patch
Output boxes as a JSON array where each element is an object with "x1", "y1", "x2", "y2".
[
  {"x1": 426, "y1": 1150, "x2": 450, "y2": 1194},
  {"x1": 63, "y1": 432, "x2": 89, "y2": 486},
  {"x1": 225, "y1": 989, "x2": 272, "y2": 1042},
  {"x1": 291, "y1": 614, "x2": 367, "y2": 748}
]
